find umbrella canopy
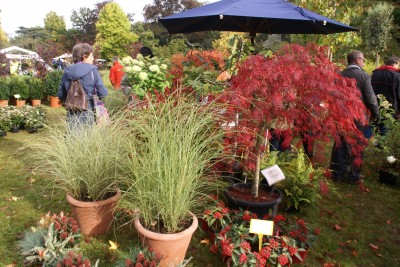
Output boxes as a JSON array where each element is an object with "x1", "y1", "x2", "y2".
[{"x1": 159, "y1": 0, "x2": 358, "y2": 43}]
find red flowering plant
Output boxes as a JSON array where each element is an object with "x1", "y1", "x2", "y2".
[
  {"x1": 18, "y1": 211, "x2": 81, "y2": 266},
  {"x1": 218, "y1": 43, "x2": 368, "y2": 197},
  {"x1": 204, "y1": 200, "x2": 319, "y2": 266},
  {"x1": 56, "y1": 251, "x2": 94, "y2": 267},
  {"x1": 124, "y1": 247, "x2": 163, "y2": 267}
]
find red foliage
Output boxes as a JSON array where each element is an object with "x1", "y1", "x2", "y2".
[
  {"x1": 169, "y1": 49, "x2": 227, "y2": 79},
  {"x1": 219, "y1": 43, "x2": 367, "y2": 175}
]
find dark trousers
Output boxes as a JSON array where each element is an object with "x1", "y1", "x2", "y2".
[{"x1": 330, "y1": 124, "x2": 372, "y2": 182}]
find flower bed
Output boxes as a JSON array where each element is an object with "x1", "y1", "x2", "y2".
[
  {"x1": 202, "y1": 197, "x2": 319, "y2": 266},
  {"x1": 0, "y1": 104, "x2": 46, "y2": 134}
]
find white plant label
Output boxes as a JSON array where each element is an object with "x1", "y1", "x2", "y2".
[
  {"x1": 249, "y1": 219, "x2": 274, "y2": 236},
  {"x1": 261, "y1": 164, "x2": 285, "y2": 185}
]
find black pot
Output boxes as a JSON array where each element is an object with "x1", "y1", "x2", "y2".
[
  {"x1": 28, "y1": 128, "x2": 38, "y2": 133},
  {"x1": 378, "y1": 169, "x2": 398, "y2": 186},
  {"x1": 10, "y1": 126, "x2": 20, "y2": 133},
  {"x1": 0, "y1": 131, "x2": 6, "y2": 137},
  {"x1": 224, "y1": 182, "x2": 283, "y2": 219}
]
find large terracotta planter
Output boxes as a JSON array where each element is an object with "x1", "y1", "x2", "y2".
[
  {"x1": 66, "y1": 190, "x2": 121, "y2": 236},
  {"x1": 30, "y1": 99, "x2": 41, "y2": 107},
  {"x1": 0, "y1": 99, "x2": 8, "y2": 107},
  {"x1": 49, "y1": 96, "x2": 62, "y2": 108},
  {"x1": 224, "y1": 182, "x2": 282, "y2": 219},
  {"x1": 134, "y1": 212, "x2": 198, "y2": 267}
]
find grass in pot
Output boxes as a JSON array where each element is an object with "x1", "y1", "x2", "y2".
[
  {"x1": 120, "y1": 90, "x2": 227, "y2": 266},
  {"x1": 22, "y1": 115, "x2": 129, "y2": 236}
]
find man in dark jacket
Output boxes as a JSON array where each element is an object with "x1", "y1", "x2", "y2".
[
  {"x1": 371, "y1": 55, "x2": 400, "y2": 120},
  {"x1": 330, "y1": 50, "x2": 380, "y2": 184}
]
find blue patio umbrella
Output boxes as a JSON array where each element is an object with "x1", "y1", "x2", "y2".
[{"x1": 159, "y1": 0, "x2": 358, "y2": 44}]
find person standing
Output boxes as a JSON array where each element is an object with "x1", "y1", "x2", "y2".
[
  {"x1": 109, "y1": 56, "x2": 124, "y2": 90},
  {"x1": 330, "y1": 50, "x2": 380, "y2": 184},
  {"x1": 371, "y1": 56, "x2": 400, "y2": 121},
  {"x1": 58, "y1": 43, "x2": 108, "y2": 128}
]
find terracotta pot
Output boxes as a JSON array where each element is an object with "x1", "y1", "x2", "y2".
[
  {"x1": 49, "y1": 96, "x2": 62, "y2": 108},
  {"x1": 31, "y1": 99, "x2": 41, "y2": 107},
  {"x1": 0, "y1": 99, "x2": 8, "y2": 107},
  {"x1": 16, "y1": 99, "x2": 26, "y2": 107},
  {"x1": 134, "y1": 212, "x2": 198, "y2": 267},
  {"x1": 66, "y1": 190, "x2": 121, "y2": 236}
]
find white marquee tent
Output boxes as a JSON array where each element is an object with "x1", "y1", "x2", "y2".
[{"x1": 0, "y1": 46, "x2": 39, "y2": 60}]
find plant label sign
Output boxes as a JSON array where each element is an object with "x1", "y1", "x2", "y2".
[
  {"x1": 261, "y1": 164, "x2": 285, "y2": 185},
  {"x1": 249, "y1": 219, "x2": 274, "y2": 236}
]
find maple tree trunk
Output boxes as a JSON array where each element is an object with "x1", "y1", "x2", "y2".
[{"x1": 251, "y1": 154, "x2": 261, "y2": 197}]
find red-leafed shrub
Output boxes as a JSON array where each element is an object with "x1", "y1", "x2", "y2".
[{"x1": 219, "y1": 43, "x2": 368, "y2": 196}]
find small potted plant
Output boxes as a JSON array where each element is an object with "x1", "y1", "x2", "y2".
[
  {"x1": 0, "y1": 106, "x2": 11, "y2": 136},
  {"x1": 18, "y1": 211, "x2": 81, "y2": 266},
  {"x1": 7, "y1": 105, "x2": 24, "y2": 132},
  {"x1": 56, "y1": 251, "x2": 96, "y2": 267},
  {"x1": 0, "y1": 77, "x2": 10, "y2": 106},
  {"x1": 44, "y1": 69, "x2": 63, "y2": 107},
  {"x1": 28, "y1": 77, "x2": 45, "y2": 106},
  {"x1": 23, "y1": 116, "x2": 128, "y2": 235},
  {"x1": 21, "y1": 105, "x2": 46, "y2": 133},
  {"x1": 9, "y1": 76, "x2": 30, "y2": 106}
]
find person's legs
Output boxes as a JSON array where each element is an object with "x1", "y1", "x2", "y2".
[
  {"x1": 330, "y1": 136, "x2": 349, "y2": 182},
  {"x1": 348, "y1": 124, "x2": 371, "y2": 184}
]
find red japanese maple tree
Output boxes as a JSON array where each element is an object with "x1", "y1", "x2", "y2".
[{"x1": 220, "y1": 43, "x2": 368, "y2": 197}]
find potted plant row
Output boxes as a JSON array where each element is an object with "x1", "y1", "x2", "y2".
[
  {"x1": 0, "y1": 76, "x2": 45, "y2": 107},
  {"x1": 0, "y1": 105, "x2": 46, "y2": 135}
]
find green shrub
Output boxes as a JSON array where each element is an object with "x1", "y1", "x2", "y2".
[
  {"x1": 44, "y1": 70, "x2": 63, "y2": 97},
  {"x1": 0, "y1": 77, "x2": 10, "y2": 100},
  {"x1": 28, "y1": 77, "x2": 45, "y2": 100},
  {"x1": 9, "y1": 76, "x2": 30, "y2": 100}
]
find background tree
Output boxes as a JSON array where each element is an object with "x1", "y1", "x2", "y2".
[
  {"x1": 95, "y1": 2, "x2": 138, "y2": 60},
  {"x1": 44, "y1": 11, "x2": 67, "y2": 42},
  {"x1": 143, "y1": 0, "x2": 202, "y2": 23},
  {"x1": 10, "y1": 26, "x2": 50, "y2": 52},
  {"x1": 291, "y1": 0, "x2": 364, "y2": 60},
  {"x1": 0, "y1": 10, "x2": 9, "y2": 49},
  {"x1": 363, "y1": 2, "x2": 394, "y2": 68}
]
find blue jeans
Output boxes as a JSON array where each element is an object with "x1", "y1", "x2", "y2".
[{"x1": 330, "y1": 124, "x2": 371, "y2": 183}]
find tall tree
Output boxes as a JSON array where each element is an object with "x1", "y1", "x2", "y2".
[
  {"x1": 143, "y1": 0, "x2": 202, "y2": 22},
  {"x1": 95, "y1": 2, "x2": 138, "y2": 60},
  {"x1": 363, "y1": 2, "x2": 394, "y2": 67},
  {"x1": 70, "y1": 1, "x2": 112, "y2": 44},
  {"x1": 0, "y1": 9, "x2": 9, "y2": 48},
  {"x1": 44, "y1": 11, "x2": 67, "y2": 41}
]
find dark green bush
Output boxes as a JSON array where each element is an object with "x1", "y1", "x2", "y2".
[
  {"x1": 9, "y1": 76, "x2": 30, "y2": 100},
  {"x1": 29, "y1": 77, "x2": 45, "y2": 100},
  {"x1": 44, "y1": 70, "x2": 63, "y2": 97},
  {"x1": 0, "y1": 77, "x2": 10, "y2": 100}
]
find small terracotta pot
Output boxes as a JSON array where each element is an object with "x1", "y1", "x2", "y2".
[
  {"x1": 134, "y1": 212, "x2": 198, "y2": 267},
  {"x1": 49, "y1": 96, "x2": 61, "y2": 108},
  {"x1": 16, "y1": 99, "x2": 26, "y2": 107},
  {"x1": 31, "y1": 99, "x2": 41, "y2": 107},
  {"x1": 0, "y1": 99, "x2": 8, "y2": 107},
  {"x1": 66, "y1": 190, "x2": 121, "y2": 236}
]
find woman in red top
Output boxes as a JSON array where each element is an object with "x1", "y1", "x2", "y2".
[{"x1": 109, "y1": 56, "x2": 125, "y2": 89}]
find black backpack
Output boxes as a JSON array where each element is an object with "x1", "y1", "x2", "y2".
[{"x1": 65, "y1": 79, "x2": 88, "y2": 111}]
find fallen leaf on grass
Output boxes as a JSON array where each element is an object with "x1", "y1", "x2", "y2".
[
  {"x1": 333, "y1": 224, "x2": 342, "y2": 231},
  {"x1": 6, "y1": 196, "x2": 20, "y2": 201},
  {"x1": 369, "y1": 243, "x2": 379, "y2": 250},
  {"x1": 374, "y1": 252, "x2": 383, "y2": 257},
  {"x1": 323, "y1": 263, "x2": 337, "y2": 267},
  {"x1": 200, "y1": 239, "x2": 210, "y2": 245},
  {"x1": 386, "y1": 219, "x2": 392, "y2": 225},
  {"x1": 337, "y1": 248, "x2": 343, "y2": 253},
  {"x1": 377, "y1": 238, "x2": 384, "y2": 243},
  {"x1": 345, "y1": 194, "x2": 353, "y2": 198},
  {"x1": 109, "y1": 240, "x2": 118, "y2": 250},
  {"x1": 351, "y1": 249, "x2": 358, "y2": 257}
]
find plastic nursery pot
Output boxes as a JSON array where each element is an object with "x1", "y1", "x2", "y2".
[{"x1": 224, "y1": 182, "x2": 283, "y2": 219}]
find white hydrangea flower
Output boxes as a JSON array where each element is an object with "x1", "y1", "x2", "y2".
[
  {"x1": 139, "y1": 72, "x2": 148, "y2": 80},
  {"x1": 381, "y1": 100, "x2": 392, "y2": 110},
  {"x1": 387, "y1": 156, "x2": 396, "y2": 164},
  {"x1": 132, "y1": 65, "x2": 142, "y2": 72},
  {"x1": 149, "y1": 65, "x2": 160, "y2": 72},
  {"x1": 160, "y1": 64, "x2": 168, "y2": 70}
]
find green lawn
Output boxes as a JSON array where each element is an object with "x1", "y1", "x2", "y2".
[{"x1": 0, "y1": 86, "x2": 399, "y2": 266}]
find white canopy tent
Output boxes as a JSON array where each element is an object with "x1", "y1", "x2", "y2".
[
  {"x1": 52, "y1": 53, "x2": 72, "y2": 60},
  {"x1": 0, "y1": 46, "x2": 39, "y2": 60}
]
